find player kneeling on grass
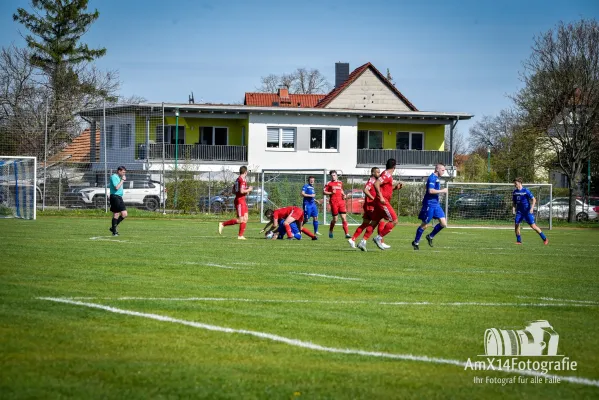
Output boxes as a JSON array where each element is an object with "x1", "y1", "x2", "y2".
[
  {"x1": 261, "y1": 207, "x2": 317, "y2": 240},
  {"x1": 412, "y1": 163, "x2": 448, "y2": 250},
  {"x1": 513, "y1": 177, "x2": 548, "y2": 245}
]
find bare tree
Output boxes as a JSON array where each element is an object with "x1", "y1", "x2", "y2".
[
  {"x1": 468, "y1": 109, "x2": 522, "y2": 152},
  {"x1": 513, "y1": 19, "x2": 599, "y2": 222},
  {"x1": 386, "y1": 68, "x2": 395, "y2": 86},
  {"x1": 257, "y1": 68, "x2": 332, "y2": 94},
  {"x1": 444, "y1": 125, "x2": 467, "y2": 157}
]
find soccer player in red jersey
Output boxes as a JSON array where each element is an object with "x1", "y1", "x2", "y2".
[
  {"x1": 263, "y1": 206, "x2": 317, "y2": 240},
  {"x1": 359, "y1": 158, "x2": 403, "y2": 251},
  {"x1": 218, "y1": 166, "x2": 253, "y2": 240},
  {"x1": 348, "y1": 167, "x2": 384, "y2": 248},
  {"x1": 323, "y1": 170, "x2": 350, "y2": 239}
]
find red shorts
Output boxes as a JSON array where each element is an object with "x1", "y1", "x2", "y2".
[
  {"x1": 372, "y1": 203, "x2": 397, "y2": 222},
  {"x1": 330, "y1": 201, "x2": 347, "y2": 216},
  {"x1": 289, "y1": 206, "x2": 304, "y2": 221},
  {"x1": 234, "y1": 198, "x2": 248, "y2": 217},
  {"x1": 363, "y1": 204, "x2": 375, "y2": 221}
]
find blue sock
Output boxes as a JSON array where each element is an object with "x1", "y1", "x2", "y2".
[
  {"x1": 516, "y1": 234, "x2": 522, "y2": 243},
  {"x1": 539, "y1": 232, "x2": 546, "y2": 240},
  {"x1": 414, "y1": 227, "x2": 425, "y2": 243},
  {"x1": 429, "y1": 224, "x2": 444, "y2": 238},
  {"x1": 313, "y1": 220, "x2": 319, "y2": 233}
]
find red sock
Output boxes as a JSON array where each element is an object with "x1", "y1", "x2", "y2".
[
  {"x1": 301, "y1": 227, "x2": 315, "y2": 239},
  {"x1": 377, "y1": 220, "x2": 386, "y2": 235},
  {"x1": 329, "y1": 221, "x2": 336, "y2": 232},
  {"x1": 363, "y1": 225, "x2": 375, "y2": 240},
  {"x1": 285, "y1": 223, "x2": 293, "y2": 238},
  {"x1": 223, "y1": 219, "x2": 237, "y2": 226},
  {"x1": 342, "y1": 221, "x2": 349, "y2": 235},
  {"x1": 381, "y1": 222, "x2": 395, "y2": 237},
  {"x1": 352, "y1": 222, "x2": 369, "y2": 240},
  {"x1": 239, "y1": 222, "x2": 246, "y2": 236}
]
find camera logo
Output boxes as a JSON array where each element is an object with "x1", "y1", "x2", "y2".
[{"x1": 484, "y1": 320, "x2": 559, "y2": 356}]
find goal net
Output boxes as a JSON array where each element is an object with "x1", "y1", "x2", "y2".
[
  {"x1": 445, "y1": 182, "x2": 553, "y2": 229},
  {"x1": 259, "y1": 169, "x2": 368, "y2": 225},
  {"x1": 0, "y1": 156, "x2": 37, "y2": 220}
]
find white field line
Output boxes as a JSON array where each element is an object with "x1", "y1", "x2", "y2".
[
  {"x1": 89, "y1": 236, "x2": 129, "y2": 243},
  {"x1": 177, "y1": 262, "x2": 241, "y2": 269},
  {"x1": 290, "y1": 272, "x2": 362, "y2": 281},
  {"x1": 53, "y1": 297, "x2": 598, "y2": 308},
  {"x1": 517, "y1": 296, "x2": 599, "y2": 305},
  {"x1": 37, "y1": 297, "x2": 599, "y2": 388}
]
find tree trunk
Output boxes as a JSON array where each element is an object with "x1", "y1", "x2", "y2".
[{"x1": 568, "y1": 186, "x2": 577, "y2": 223}]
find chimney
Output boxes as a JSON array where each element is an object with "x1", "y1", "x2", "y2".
[
  {"x1": 335, "y1": 62, "x2": 350, "y2": 88},
  {"x1": 277, "y1": 86, "x2": 289, "y2": 99}
]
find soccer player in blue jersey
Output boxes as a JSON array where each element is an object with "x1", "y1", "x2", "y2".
[
  {"x1": 301, "y1": 176, "x2": 321, "y2": 235},
  {"x1": 412, "y1": 163, "x2": 448, "y2": 250},
  {"x1": 512, "y1": 177, "x2": 548, "y2": 245}
]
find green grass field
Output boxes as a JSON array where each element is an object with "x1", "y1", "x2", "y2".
[{"x1": 1, "y1": 216, "x2": 598, "y2": 399}]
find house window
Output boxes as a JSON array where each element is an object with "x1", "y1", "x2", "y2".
[
  {"x1": 120, "y1": 124, "x2": 131, "y2": 148},
  {"x1": 200, "y1": 127, "x2": 228, "y2": 145},
  {"x1": 357, "y1": 130, "x2": 383, "y2": 149},
  {"x1": 396, "y1": 131, "x2": 424, "y2": 150},
  {"x1": 267, "y1": 127, "x2": 296, "y2": 150},
  {"x1": 106, "y1": 125, "x2": 115, "y2": 148},
  {"x1": 156, "y1": 126, "x2": 185, "y2": 144},
  {"x1": 310, "y1": 128, "x2": 339, "y2": 151}
]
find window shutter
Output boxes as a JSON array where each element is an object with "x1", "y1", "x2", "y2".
[
  {"x1": 267, "y1": 128, "x2": 279, "y2": 147},
  {"x1": 281, "y1": 128, "x2": 295, "y2": 148}
]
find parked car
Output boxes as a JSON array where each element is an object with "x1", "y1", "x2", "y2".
[
  {"x1": 325, "y1": 189, "x2": 367, "y2": 214},
  {"x1": 452, "y1": 192, "x2": 509, "y2": 218},
  {"x1": 537, "y1": 197, "x2": 598, "y2": 221},
  {"x1": 78, "y1": 180, "x2": 167, "y2": 211},
  {"x1": 198, "y1": 188, "x2": 270, "y2": 213}
]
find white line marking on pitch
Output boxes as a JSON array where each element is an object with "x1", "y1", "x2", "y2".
[
  {"x1": 54, "y1": 297, "x2": 598, "y2": 307},
  {"x1": 179, "y1": 262, "x2": 242, "y2": 269},
  {"x1": 290, "y1": 272, "x2": 362, "y2": 281},
  {"x1": 517, "y1": 296, "x2": 599, "y2": 305},
  {"x1": 89, "y1": 236, "x2": 128, "y2": 243},
  {"x1": 37, "y1": 297, "x2": 599, "y2": 388}
]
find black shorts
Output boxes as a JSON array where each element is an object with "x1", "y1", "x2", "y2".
[{"x1": 109, "y1": 194, "x2": 126, "y2": 213}]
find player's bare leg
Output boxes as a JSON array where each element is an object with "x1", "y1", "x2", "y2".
[{"x1": 349, "y1": 217, "x2": 370, "y2": 248}]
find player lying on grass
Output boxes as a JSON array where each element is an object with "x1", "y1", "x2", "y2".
[
  {"x1": 261, "y1": 207, "x2": 318, "y2": 240},
  {"x1": 260, "y1": 219, "x2": 303, "y2": 240},
  {"x1": 512, "y1": 177, "x2": 548, "y2": 245},
  {"x1": 412, "y1": 163, "x2": 448, "y2": 250}
]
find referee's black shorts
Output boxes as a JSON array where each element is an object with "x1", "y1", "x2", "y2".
[{"x1": 109, "y1": 194, "x2": 126, "y2": 213}]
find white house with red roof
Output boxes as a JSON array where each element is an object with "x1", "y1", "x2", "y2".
[{"x1": 79, "y1": 62, "x2": 472, "y2": 179}]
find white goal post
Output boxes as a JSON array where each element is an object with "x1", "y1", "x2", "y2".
[
  {"x1": 0, "y1": 156, "x2": 37, "y2": 220},
  {"x1": 445, "y1": 182, "x2": 553, "y2": 230}
]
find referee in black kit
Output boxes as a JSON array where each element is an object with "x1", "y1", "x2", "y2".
[{"x1": 109, "y1": 166, "x2": 128, "y2": 236}]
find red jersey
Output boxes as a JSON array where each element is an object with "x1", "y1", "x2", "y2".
[
  {"x1": 325, "y1": 180, "x2": 344, "y2": 203},
  {"x1": 364, "y1": 176, "x2": 377, "y2": 208},
  {"x1": 234, "y1": 175, "x2": 247, "y2": 200},
  {"x1": 375, "y1": 170, "x2": 394, "y2": 203},
  {"x1": 273, "y1": 206, "x2": 298, "y2": 220}
]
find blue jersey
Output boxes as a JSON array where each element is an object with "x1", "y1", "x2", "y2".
[
  {"x1": 422, "y1": 173, "x2": 441, "y2": 205},
  {"x1": 302, "y1": 183, "x2": 316, "y2": 205},
  {"x1": 513, "y1": 187, "x2": 534, "y2": 211}
]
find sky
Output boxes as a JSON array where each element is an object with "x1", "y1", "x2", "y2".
[{"x1": 1, "y1": 0, "x2": 598, "y2": 136}]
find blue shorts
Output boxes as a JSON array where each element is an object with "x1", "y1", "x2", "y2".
[
  {"x1": 418, "y1": 203, "x2": 445, "y2": 223},
  {"x1": 515, "y1": 211, "x2": 535, "y2": 225},
  {"x1": 303, "y1": 202, "x2": 318, "y2": 220},
  {"x1": 277, "y1": 219, "x2": 301, "y2": 239}
]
